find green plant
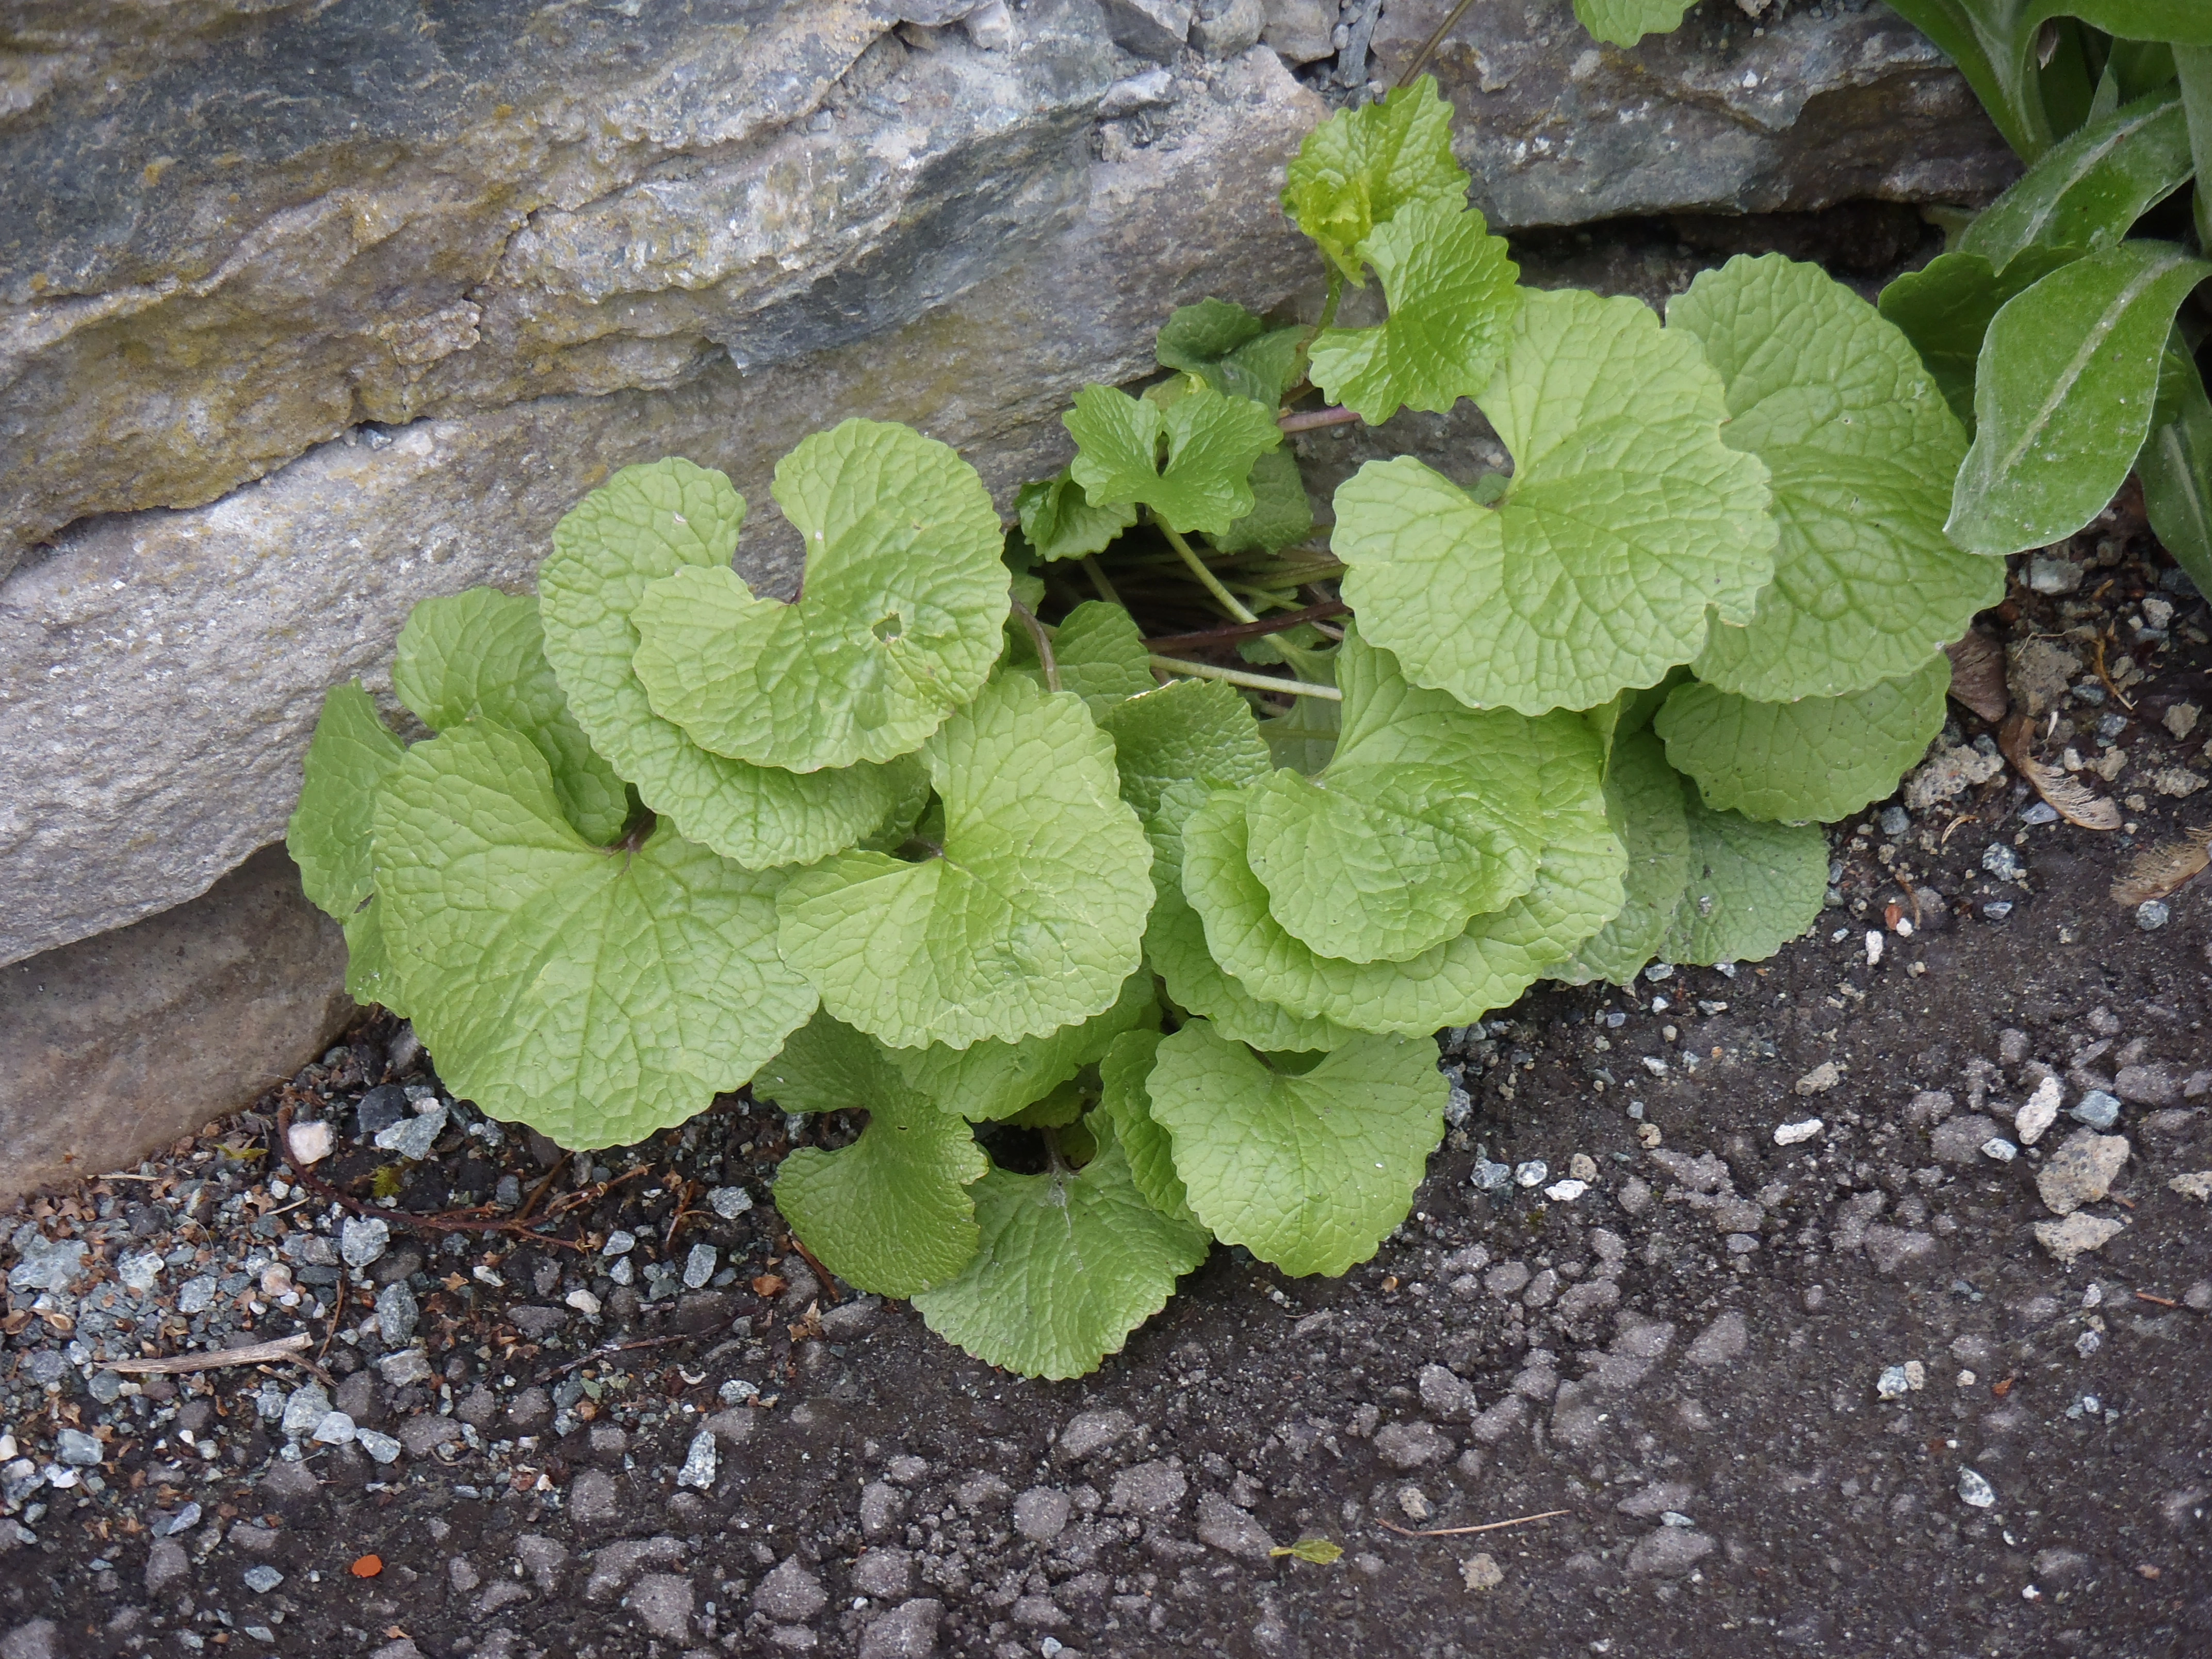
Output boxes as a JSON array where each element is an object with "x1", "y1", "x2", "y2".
[{"x1": 290, "y1": 80, "x2": 1999, "y2": 1379}]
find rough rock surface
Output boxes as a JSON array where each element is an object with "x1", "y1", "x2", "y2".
[
  {"x1": 0, "y1": 38, "x2": 1325, "y2": 966},
  {"x1": 0, "y1": 845, "x2": 351, "y2": 1202},
  {"x1": 1373, "y1": 0, "x2": 2017, "y2": 230}
]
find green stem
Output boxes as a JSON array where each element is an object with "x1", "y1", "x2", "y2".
[
  {"x1": 1010, "y1": 598, "x2": 1061, "y2": 692},
  {"x1": 1147, "y1": 655, "x2": 1342, "y2": 702},
  {"x1": 1156, "y1": 519, "x2": 1259, "y2": 625},
  {"x1": 1080, "y1": 555, "x2": 1124, "y2": 608},
  {"x1": 1316, "y1": 271, "x2": 1344, "y2": 334}
]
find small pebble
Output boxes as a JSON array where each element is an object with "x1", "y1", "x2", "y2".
[
  {"x1": 603, "y1": 1230, "x2": 637, "y2": 1258},
  {"x1": 311, "y1": 1411, "x2": 356, "y2": 1445},
  {"x1": 1878, "y1": 805, "x2": 1910, "y2": 838},
  {"x1": 1461, "y1": 1552, "x2": 1503, "y2": 1591},
  {"x1": 2015, "y1": 1077, "x2": 2062, "y2": 1146},
  {"x1": 242, "y1": 1565, "x2": 285, "y2": 1594},
  {"x1": 2071, "y1": 1090, "x2": 2122, "y2": 1131},
  {"x1": 356, "y1": 1429, "x2": 403, "y2": 1465},
  {"x1": 54, "y1": 1428, "x2": 102, "y2": 1466},
  {"x1": 2136, "y1": 900, "x2": 2170, "y2": 931},
  {"x1": 676, "y1": 1429, "x2": 718, "y2": 1491},
  {"x1": 1957, "y1": 1468, "x2": 1997, "y2": 1509},
  {"x1": 1514, "y1": 1161, "x2": 1549, "y2": 1189},
  {"x1": 286, "y1": 1119, "x2": 335, "y2": 1166},
  {"x1": 684, "y1": 1244, "x2": 719, "y2": 1290},
  {"x1": 2021, "y1": 801, "x2": 2058, "y2": 826},
  {"x1": 1981, "y1": 1137, "x2": 2018, "y2": 1163},
  {"x1": 374, "y1": 1101, "x2": 447, "y2": 1162},
  {"x1": 340, "y1": 1216, "x2": 390, "y2": 1270},
  {"x1": 1774, "y1": 1118, "x2": 1824, "y2": 1147},
  {"x1": 1981, "y1": 843, "x2": 2023, "y2": 882},
  {"x1": 707, "y1": 1187, "x2": 755, "y2": 1220},
  {"x1": 1542, "y1": 1179, "x2": 1587, "y2": 1202},
  {"x1": 566, "y1": 1289, "x2": 604, "y2": 1316}
]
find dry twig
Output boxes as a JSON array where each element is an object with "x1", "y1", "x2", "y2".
[
  {"x1": 1374, "y1": 1508, "x2": 1572, "y2": 1539},
  {"x1": 105, "y1": 1333, "x2": 315, "y2": 1376}
]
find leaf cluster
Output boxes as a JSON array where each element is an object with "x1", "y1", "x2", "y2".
[{"x1": 287, "y1": 82, "x2": 2002, "y2": 1381}]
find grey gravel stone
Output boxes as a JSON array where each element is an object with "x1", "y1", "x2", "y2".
[
  {"x1": 1684, "y1": 1310, "x2": 1747, "y2": 1367},
  {"x1": 1417, "y1": 1363, "x2": 1473, "y2": 1418},
  {"x1": 0, "y1": 1623, "x2": 59, "y2": 1659},
  {"x1": 1056, "y1": 1408, "x2": 1136, "y2": 1461},
  {"x1": 375, "y1": 1280, "x2": 420, "y2": 1344},
  {"x1": 2071, "y1": 1090, "x2": 2123, "y2": 1131},
  {"x1": 340, "y1": 1216, "x2": 390, "y2": 1268},
  {"x1": 2037, "y1": 1131, "x2": 2129, "y2": 1215},
  {"x1": 374, "y1": 1101, "x2": 447, "y2": 1161},
  {"x1": 242, "y1": 1564, "x2": 284, "y2": 1593},
  {"x1": 753, "y1": 1556, "x2": 828, "y2": 1622},
  {"x1": 1627, "y1": 1526, "x2": 1715, "y2": 1575},
  {"x1": 858, "y1": 1598, "x2": 945, "y2": 1659},
  {"x1": 7, "y1": 1234, "x2": 88, "y2": 1295},
  {"x1": 280, "y1": 1383, "x2": 331, "y2": 1439},
  {"x1": 356, "y1": 1428, "x2": 402, "y2": 1465},
  {"x1": 144, "y1": 1536, "x2": 189, "y2": 1594},
  {"x1": 853, "y1": 1547, "x2": 915, "y2": 1599},
  {"x1": 1014, "y1": 1486, "x2": 1073, "y2": 1543},
  {"x1": 628, "y1": 1572, "x2": 694, "y2": 1640},
  {"x1": 377, "y1": 1346, "x2": 432, "y2": 1388},
  {"x1": 1930, "y1": 1114, "x2": 2003, "y2": 1165},
  {"x1": 1957, "y1": 1468, "x2": 1997, "y2": 1508},
  {"x1": 1108, "y1": 1459, "x2": 1188, "y2": 1517},
  {"x1": 862, "y1": 1482, "x2": 908, "y2": 1539},
  {"x1": 707, "y1": 1186, "x2": 755, "y2": 1219},
  {"x1": 570, "y1": 1468, "x2": 622, "y2": 1530},
  {"x1": 1373, "y1": 1422, "x2": 1452, "y2": 1470},
  {"x1": 1196, "y1": 1491, "x2": 1276, "y2": 1559},
  {"x1": 583, "y1": 1536, "x2": 686, "y2": 1604},
  {"x1": 516, "y1": 1535, "x2": 567, "y2": 1595},
  {"x1": 53, "y1": 1427, "x2": 101, "y2": 1466},
  {"x1": 676, "y1": 1429, "x2": 718, "y2": 1491}
]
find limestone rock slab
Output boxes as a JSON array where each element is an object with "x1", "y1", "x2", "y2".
[
  {"x1": 1373, "y1": 0, "x2": 2018, "y2": 231},
  {"x1": 0, "y1": 845, "x2": 352, "y2": 1202},
  {"x1": 0, "y1": 46, "x2": 1325, "y2": 964}
]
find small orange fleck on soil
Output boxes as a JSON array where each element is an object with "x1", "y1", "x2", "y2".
[{"x1": 351, "y1": 1555, "x2": 383, "y2": 1579}]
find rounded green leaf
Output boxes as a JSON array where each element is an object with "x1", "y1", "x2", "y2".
[
  {"x1": 1656, "y1": 654, "x2": 1952, "y2": 825},
  {"x1": 539, "y1": 458, "x2": 903, "y2": 869},
  {"x1": 1334, "y1": 287, "x2": 1776, "y2": 715},
  {"x1": 1097, "y1": 678, "x2": 1274, "y2": 893},
  {"x1": 1669, "y1": 254, "x2": 2002, "y2": 702},
  {"x1": 628, "y1": 420, "x2": 1008, "y2": 772},
  {"x1": 1663, "y1": 780, "x2": 1829, "y2": 966},
  {"x1": 1557, "y1": 729, "x2": 1693, "y2": 988},
  {"x1": 1098, "y1": 1028, "x2": 1195, "y2": 1224},
  {"x1": 373, "y1": 722, "x2": 817, "y2": 1148},
  {"x1": 1281, "y1": 76, "x2": 1469, "y2": 284},
  {"x1": 1064, "y1": 381, "x2": 1284, "y2": 537},
  {"x1": 1948, "y1": 240, "x2": 2212, "y2": 555},
  {"x1": 1035, "y1": 601, "x2": 1157, "y2": 717},
  {"x1": 287, "y1": 682, "x2": 410, "y2": 1012},
  {"x1": 1210, "y1": 448, "x2": 1315, "y2": 557},
  {"x1": 889, "y1": 970, "x2": 1160, "y2": 1124},
  {"x1": 758, "y1": 1016, "x2": 987, "y2": 1299},
  {"x1": 1182, "y1": 714, "x2": 1625, "y2": 1034},
  {"x1": 1239, "y1": 629, "x2": 1547, "y2": 963},
  {"x1": 1308, "y1": 202, "x2": 1522, "y2": 426},
  {"x1": 1145, "y1": 885, "x2": 1364, "y2": 1053},
  {"x1": 1155, "y1": 298, "x2": 1307, "y2": 409},
  {"x1": 775, "y1": 674, "x2": 1154, "y2": 1049},
  {"x1": 910, "y1": 1115, "x2": 1211, "y2": 1380},
  {"x1": 1017, "y1": 468, "x2": 1138, "y2": 563},
  {"x1": 1145, "y1": 1021, "x2": 1445, "y2": 1278},
  {"x1": 393, "y1": 587, "x2": 631, "y2": 845}
]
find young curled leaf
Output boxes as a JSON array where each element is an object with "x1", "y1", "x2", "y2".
[{"x1": 1281, "y1": 76, "x2": 1469, "y2": 284}]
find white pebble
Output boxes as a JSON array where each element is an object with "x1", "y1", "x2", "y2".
[
  {"x1": 1773, "y1": 1118, "x2": 1824, "y2": 1147},
  {"x1": 1514, "y1": 1161, "x2": 1549, "y2": 1189},
  {"x1": 1957, "y1": 1468, "x2": 1997, "y2": 1508},
  {"x1": 565, "y1": 1289, "x2": 603, "y2": 1316},
  {"x1": 1980, "y1": 1137, "x2": 2018, "y2": 1163},
  {"x1": 1864, "y1": 931, "x2": 1883, "y2": 967},
  {"x1": 603, "y1": 1229, "x2": 637, "y2": 1257},
  {"x1": 675, "y1": 1428, "x2": 718, "y2": 1491},
  {"x1": 286, "y1": 1119, "x2": 335, "y2": 1166},
  {"x1": 2014, "y1": 1076, "x2": 2063, "y2": 1146},
  {"x1": 707, "y1": 1186, "x2": 754, "y2": 1221},
  {"x1": 1542, "y1": 1179, "x2": 1588, "y2": 1202}
]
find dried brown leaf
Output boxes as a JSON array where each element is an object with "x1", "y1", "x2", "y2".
[
  {"x1": 2110, "y1": 827, "x2": 2212, "y2": 906},
  {"x1": 1998, "y1": 715, "x2": 2122, "y2": 831},
  {"x1": 1944, "y1": 630, "x2": 2010, "y2": 723}
]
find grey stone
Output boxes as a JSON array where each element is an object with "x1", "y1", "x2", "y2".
[
  {"x1": 242, "y1": 1564, "x2": 285, "y2": 1593},
  {"x1": 1417, "y1": 1363, "x2": 1473, "y2": 1418},
  {"x1": 1108, "y1": 1459, "x2": 1188, "y2": 1517},
  {"x1": 280, "y1": 1382, "x2": 332, "y2": 1440},
  {"x1": 1261, "y1": 0, "x2": 1335, "y2": 62},
  {"x1": 1098, "y1": 67, "x2": 1177, "y2": 120},
  {"x1": 0, "y1": 1623, "x2": 59, "y2": 1659},
  {"x1": 375, "y1": 1102, "x2": 447, "y2": 1162},
  {"x1": 676, "y1": 1429, "x2": 718, "y2": 1491},
  {"x1": 2037, "y1": 1131, "x2": 2129, "y2": 1216},
  {"x1": 0, "y1": 847, "x2": 351, "y2": 1201},
  {"x1": 516, "y1": 1535, "x2": 567, "y2": 1595},
  {"x1": 753, "y1": 1556, "x2": 828, "y2": 1622},
  {"x1": 1056, "y1": 1408, "x2": 1137, "y2": 1461},
  {"x1": 1101, "y1": 0, "x2": 1194, "y2": 59},
  {"x1": 1195, "y1": 1491, "x2": 1276, "y2": 1559},
  {"x1": 1930, "y1": 1114, "x2": 2004, "y2": 1166},
  {"x1": 448, "y1": 1557, "x2": 482, "y2": 1595},
  {"x1": 2115, "y1": 1064, "x2": 2183, "y2": 1107},
  {"x1": 505, "y1": 1386, "x2": 554, "y2": 1434},
  {"x1": 570, "y1": 1468, "x2": 622, "y2": 1530},
  {"x1": 2034, "y1": 1213, "x2": 2125, "y2": 1264},
  {"x1": 1373, "y1": 1422, "x2": 1452, "y2": 1470},
  {"x1": 1627, "y1": 1526, "x2": 1715, "y2": 1575},
  {"x1": 376, "y1": 1280, "x2": 420, "y2": 1344},
  {"x1": 454, "y1": 1385, "x2": 499, "y2": 1428},
  {"x1": 1684, "y1": 1311, "x2": 1747, "y2": 1367},
  {"x1": 628, "y1": 1572, "x2": 695, "y2": 1641},
  {"x1": 256, "y1": 1457, "x2": 324, "y2": 1512},
  {"x1": 396, "y1": 1416, "x2": 463, "y2": 1458},
  {"x1": 144, "y1": 1536, "x2": 190, "y2": 1595},
  {"x1": 356, "y1": 1428, "x2": 402, "y2": 1465},
  {"x1": 583, "y1": 1536, "x2": 686, "y2": 1604},
  {"x1": 1013, "y1": 1486, "x2": 1072, "y2": 1543},
  {"x1": 355, "y1": 1086, "x2": 410, "y2": 1140},
  {"x1": 340, "y1": 1217, "x2": 391, "y2": 1269},
  {"x1": 858, "y1": 1599, "x2": 945, "y2": 1659},
  {"x1": 1192, "y1": 0, "x2": 1266, "y2": 59},
  {"x1": 1, "y1": 34, "x2": 1322, "y2": 973},
  {"x1": 1372, "y1": 0, "x2": 2013, "y2": 230},
  {"x1": 377, "y1": 1347, "x2": 433, "y2": 1389},
  {"x1": 1861, "y1": 1226, "x2": 1938, "y2": 1276},
  {"x1": 862, "y1": 1481, "x2": 909, "y2": 1540},
  {"x1": 853, "y1": 1547, "x2": 915, "y2": 1599}
]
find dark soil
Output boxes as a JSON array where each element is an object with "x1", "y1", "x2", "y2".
[{"x1": 5, "y1": 466, "x2": 2211, "y2": 1659}]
